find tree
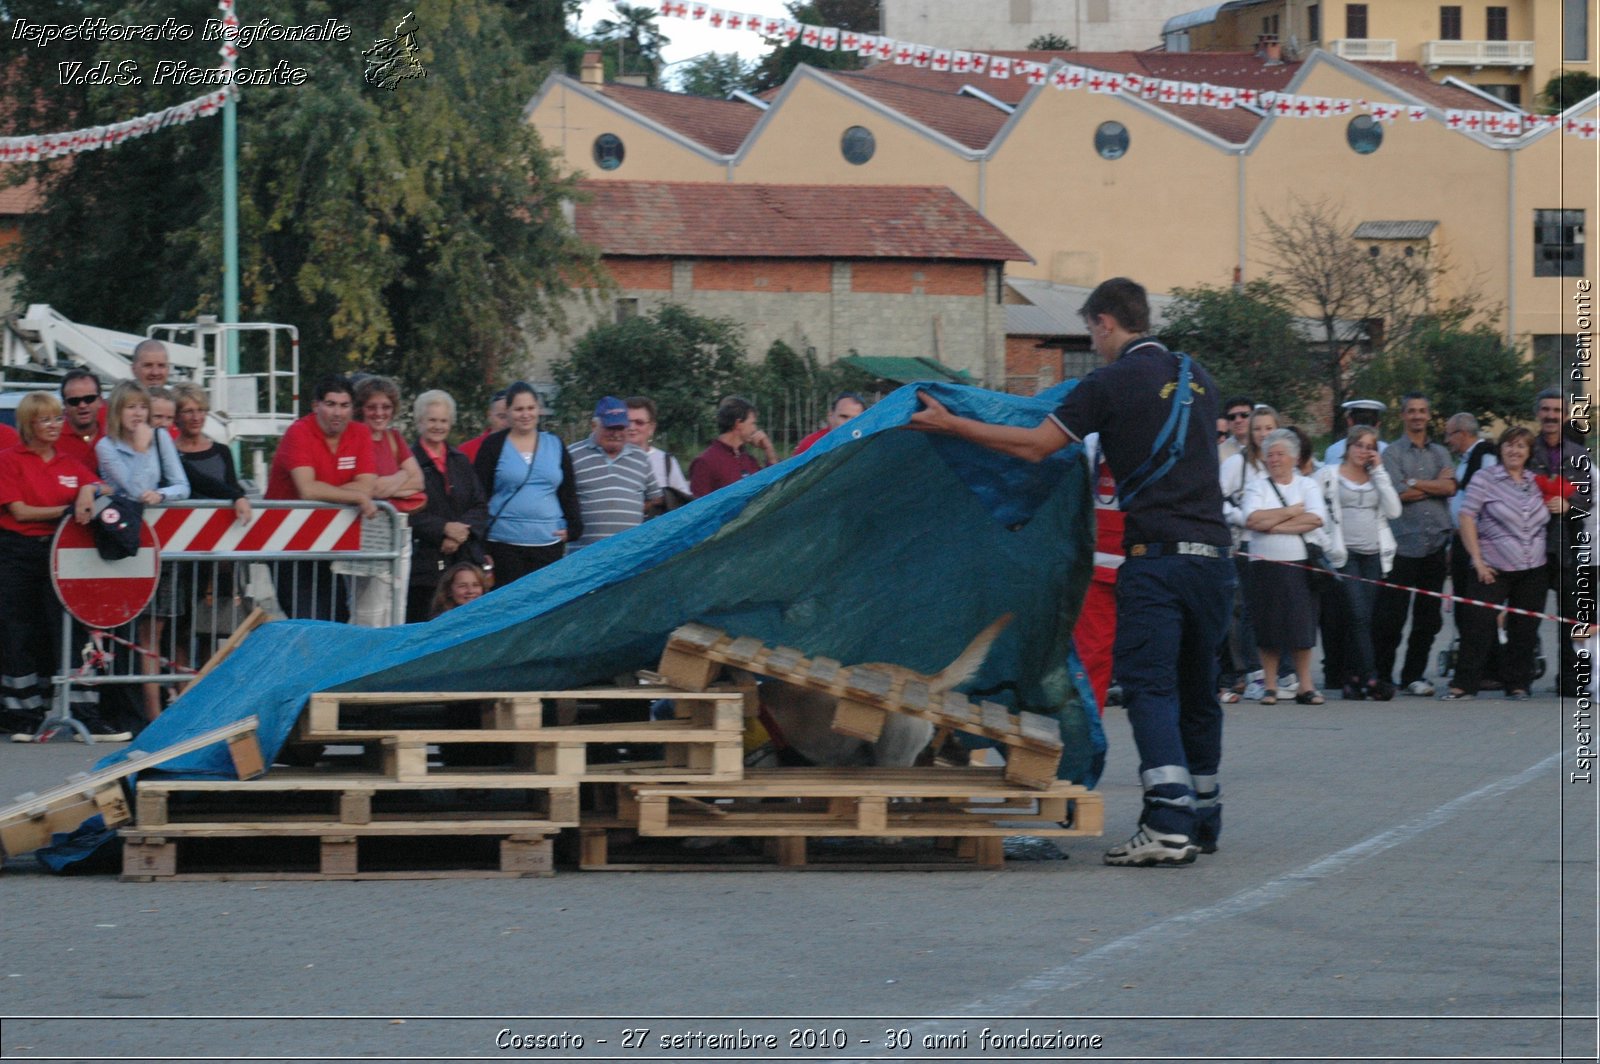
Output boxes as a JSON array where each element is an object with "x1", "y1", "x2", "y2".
[
  {"x1": 1351, "y1": 320, "x2": 1535, "y2": 435},
  {"x1": 675, "y1": 52, "x2": 757, "y2": 98},
  {"x1": 1257, "y1": 197, "x2": 1470, "y2": 429},
  {"x1": 750, "y1": 0, "x2": 879, "y2": 92},
  {"x1": 1159, "y1": 280, "x2": 1318, "y2": 421},
  {"x1": 1538, "y1": 70, "x2": 1600, "y2": 114},
  {"x1": 591, "y1": 1, "x2": 671, "y2": 85},
  {"x1": 1027, "y1": 33, "x2": 1074, "y2": 51},
  {"x1": 3, "y1": 0, "x2": 601, "y2": 418},
  {"x1": 549, "y1": 304, "x2": 748, "y2": 454}
]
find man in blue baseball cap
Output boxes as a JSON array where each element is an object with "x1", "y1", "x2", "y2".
[{"x1": 567, "y1": 396, "x2": 661, "y2": 549}]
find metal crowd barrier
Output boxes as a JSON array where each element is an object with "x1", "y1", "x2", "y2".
[{"x1": 51, "y1": 499, "x2": 410, "y2": 717}]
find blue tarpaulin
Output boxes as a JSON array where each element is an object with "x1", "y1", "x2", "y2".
[{"x1": 96, "y1": 381, "x2": 1105, "y2": 785}]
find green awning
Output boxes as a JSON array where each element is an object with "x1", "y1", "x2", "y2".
[{"x1": 837, "y1": 355, "x2": 977, "y2": 385}]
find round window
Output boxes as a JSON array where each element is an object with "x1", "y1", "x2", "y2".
[
  {"x1": 593, "y1": 133, "x2": 625, "y2": 170},
  {"x1": 841, "y1": 125, "x2": 876, "y2": 165},
  {"x1": 1346, "y1": 115, "x2": 1383, "y2": 155},
  {"x1": 1094, "y1": 121, "x2": 1129, "y2": 160}
]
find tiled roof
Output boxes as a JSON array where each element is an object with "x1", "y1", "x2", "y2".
[
  {"x1": 0, "y1": 178, "x2": 43, "y2": 215},
  {"x1": 595, "y1": 82, "x2": 764, "y2": 155},
  {"x1": 575, "y1": 180, "x2": 1032, "y2": 261},
  {"x1": 1352, "y1": 61, "x2": 1521, "y2": 116},
  {"x1": 824, "y1": 70, "x2": 1012, "y2": 149}
]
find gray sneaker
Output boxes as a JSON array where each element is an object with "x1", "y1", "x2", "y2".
[
  {"x1": 1404, "y1": 680, "x2": 1436, "y2": 697},
  {"x1": 1103, "y1": 825, "x2": 1199, "y2": 867}
]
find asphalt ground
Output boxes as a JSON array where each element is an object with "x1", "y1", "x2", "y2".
[{"x1": 0, "y1": 615, "x2": 1595, "y2": 1064}]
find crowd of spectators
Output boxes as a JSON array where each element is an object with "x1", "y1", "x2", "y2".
[{"x1": 1215, "y1": 388, "x2": 1591, "y2": 706}]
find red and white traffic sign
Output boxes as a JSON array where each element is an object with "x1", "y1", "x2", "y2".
[{"x1": 50, "y1": 515, "x2": 160, "y2": 629}]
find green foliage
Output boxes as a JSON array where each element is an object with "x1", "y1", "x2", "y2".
[
  {"x1": 1027, "y1": 33, "x2": 1074, "y2": 50},
  {"x1": 1352, "y1": 319, "x2": 1535, "y2": 436},
  {"x1": 750, "y1": 0, "x2": 878, "y2": 91},
  {"x1": 3, "y1": 0, "x2": 598, "y2": 424},
  {"x1": 590, "y1": 1, "x2": 670, "y2": 85},
  {"x1": 1161, "y1": 281, "x2": 1319, "y2": 421},
  {"x1": 737, "y1": 340, "x2": 879, "y2": 453},
  {"x1": 1538, "y1": 70, "x2": 1600, "y2": 114},
  {"x1": 549, "y1": 304, "x2": 748, "y2": 454},
  {"x1": 674, "y1": 52, "x2": 757, "y2": 97}
]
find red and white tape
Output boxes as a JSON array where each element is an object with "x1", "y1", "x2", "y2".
[{"x1": 151, "y1": 505, "x2": 363, "y2": 554}]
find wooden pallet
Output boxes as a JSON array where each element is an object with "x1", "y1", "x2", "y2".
[
  {"x1": 121, "y1": 823, "x2": 555, "y2": 881},
  {"x1": 0, "y1": 716, "x2": 264, "y2": 861},
  {"x1": 134, "y1": 770, "x2": 581, "y2": 829},
  {"x1": 657, "y1": 624, "x2": 1063, "y2": 788},
  {"x1": 575, "y1": 826, "x2": 1011, "y2": 871},
  {"x1": 298, "y1": 687, "x2": 746, "y2": 737},
  {"x1": 619, "y1": 767, "x2": 1101, "y2": 840}
]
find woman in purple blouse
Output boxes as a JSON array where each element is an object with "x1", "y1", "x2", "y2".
[{"x1": 1445, "y1": 425, "x2": 1550, "y2": 700}]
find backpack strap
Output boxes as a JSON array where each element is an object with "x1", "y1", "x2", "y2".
[{"x1": 1116, "y1": 352, "x2": 1194, "y2": 507}]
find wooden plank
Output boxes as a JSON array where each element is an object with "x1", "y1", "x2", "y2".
[
  {"x1": 667, "y1": 623, "x2": 722, "y2": 652},
  {"x1": 1018, "y1": 711, "x2": 1061, "y2": 746},
  {"x1": 226, "y1": 732, "x2": 266, "y2": 781},
  {"x1": 656, "y1": 647, "x2": 720, "y2": 691},
  {"x1": 830, "y1": 699, "x2": 887, "y2": 742},
  {"x1": 843, "y1": 666, "x2": 894, "y2": 702},
  {"x1": 763, "y1": 646, "x2": 805, "y2": 677},
  {"x1": 856, "y1": 796, "x2": 889, "y2": 833},
  {"x1": 1003, "y1": 747, "x2": 1061, "y2": 791},
  {"x1": 980, "y1": 701, "x2": 1017, "y2": 737},
  {"x1": 500, "y1": 836, "x2": 554, "y2": 877},
  {"x1": 184, "y1": 608, "x2": 269, "y2": 691},
  {"x1": 321, "y1": 836, "x2": 358, "y2": 875},
  {"x1": 724, "y1": 636, "x2": 767, "y2": 665}
]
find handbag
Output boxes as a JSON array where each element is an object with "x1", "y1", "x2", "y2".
[{"x1": 1268, "y1": 478, "x2": 1337, "y2": 595}]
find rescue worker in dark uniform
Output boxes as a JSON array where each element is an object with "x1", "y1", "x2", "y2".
[{"x1": 910, "y1": 277, "x2": 1234, "y2": 866}]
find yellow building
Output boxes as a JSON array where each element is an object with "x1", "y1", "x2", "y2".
[
  {"x1": 1165, "y1": 0, "x2": 1597, "y2": 109},
  {"x1": 525, "y1": 47, "x2": 1597, "y2": 390}
]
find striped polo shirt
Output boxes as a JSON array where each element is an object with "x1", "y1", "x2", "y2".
[{"x1": 567, "y1": 437, "x2": 660, "y2": 549}]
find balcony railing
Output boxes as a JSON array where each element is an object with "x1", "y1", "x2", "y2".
[
  {"x1": 1328, "y1": 38, "x2": 1398, "y2": 61},
  {"x1": 1422, "y1": 39, "x2": 1536, "y2": 67}
]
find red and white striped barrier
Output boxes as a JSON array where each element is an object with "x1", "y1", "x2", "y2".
[
  {"x1": 1240, "y1": 551, "x2": 1587, "y2": 629},
  {"x1": 151, "y1": 505, "x2": 363, "y2": 555}
]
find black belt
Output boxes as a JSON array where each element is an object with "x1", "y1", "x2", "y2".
[{"x1": 1127, "y1": 541, "x2": 1223, "y2": 559}]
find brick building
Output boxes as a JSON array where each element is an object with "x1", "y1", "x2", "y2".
[{"x1": 524, "y1": 180, "x2": 1032, "y2": 387}]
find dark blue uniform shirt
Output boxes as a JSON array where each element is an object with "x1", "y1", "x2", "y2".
[{"x1": 1050, "y1": 337, "x2": 1229, "y2": 549}]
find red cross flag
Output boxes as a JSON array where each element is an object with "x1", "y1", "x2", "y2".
[
  {"x1": 1086, "y1": 72, "x2": 1105, "y2": 92},
  {"x1": 1026, "y1": 63, "x2": 1048, "y2": 85},
  {"x1": 913, "y1": 48, "x2": 931, "y2": 68},
  {"x1": 1216, "y1": 87, "x2": 1236, "y2": 109},
  {"x1": 1102, "y1": 73, "x2": 1123, "y2": 93},
  {"x1": 932, "y1": 50, "x2": 951, "y2": 72},
  {"x1": 894, "y1": 44, "x2": 913, "y2": 64},
  {"x1": 1333, "y1": 98, "x2": 1352, "y2": 115},
  {"x1": 1446, "y1": 110, "x2": 1464, "y2": 129},
  {"x1": 1051, "y1": 67, "x2": 1070, "y2": 89},
  {"x1": 1237, "y1": 87, "x2": 1258, "y2": 107},
  {"x1": 691, "y1": 3, "x2": 707, "y2": 18},
  {"x1": 819, "y1": 28, "x2": 838, "y2": 50},
  {"x1": 1142, "y1": 77, "x2": 1161, "y2": 100},
  {"x1": 1200, "y1": 83, "x2": 1218, "y2": 106},
  {"x1": 953, "y1": 51, "x2": 972, "y2": 72},
  {"x1": 1274, "y1": 95, "x2": 1294, "y2": 116},
  {"x1": 1483, "y1": 112, "x2": 1505, "y2": 133},
  {"x1": 783, "y1": 21, "x2": 801, "y2": 42},
  {"x1": 841, "y1": 31, "x2": 858, "y2": 50},
  {"x1": 875, "y1": 37, "x2": 893, "y2": 59},
  {"x1": 725, "y1": 12, "x2": 745, "y2": 30},
  {"x1": 1179, "y1": 82, "x2": 1200, "y2": 105},
  {"x1": 970, "y1": 53, "x2": 990, "y2": 74},
  {"x1": 856, "y1": 34, "x2": 878, "y2": 56},
  {"x1": 801, "y1": 24, "x2": 820, "y2": 45},
  {"x1": 1580, "y1": 119, "x2": 1597, "y2": 139},
  {"x1": 1407, "y1": 106, "x2": 1428, "y2": 123},
  {"x1": 1122, "y1": 73, "x2": 1144, "y2": 94},
  {"x1": 1158, "y1": 80, "x2": 1179, "y2": 103},
  {"x1": 1313, "y1": 97, "x2": 1332, "y2": 117},
  {"x1": 990, "y1": 57, "x2": 1010, "y2": 78},
  {"x1": 708, "y1": 8, "x2": 724, "y2": 27},
  {"x1": 1065, "y1": 66, "x2": 1086, "y2": 89}
]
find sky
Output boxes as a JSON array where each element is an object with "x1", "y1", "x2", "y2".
[{"x1": 575, "y1": 0, "x2": 796, "y2": 70}]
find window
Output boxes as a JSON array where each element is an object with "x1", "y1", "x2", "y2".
[
  {"x1": 614, "y1": 298, "x2": 639, "y2": 323},
  {"x1": 1486, "y1": 6, "x2": 1507, "y2": 40},
  {"x1": 841, "y1": 125, "x2": 875, "y2": 165},
  {"x1": 1094, "y1": 121, "x2": 1129, "y2": 159},
  {"x1": 1477, "y1": 83, "x2": 1522, "y2": 106},
  {"x1": 1346, "y1": 115, "x2": 1383, "y2": 153},
  {"x1": 592, "y1": 133, "x2": 624, "y2": 171},
  {"x1": 1307, "y1": 3, "x2": 1320, "y2": 42},
  {"x1": 1534, "y1": 209, "x2": 1585, "y2": 278},
  {"x1": 1346, "y1": 3, "x2": 1368, "y2": 38},
  {"x1": 1566, "y1": 0, "x2": 1589, "y2": 60},
  {"x1": 1439, "y1": 6, "x2": 1461, "y2": 40}
]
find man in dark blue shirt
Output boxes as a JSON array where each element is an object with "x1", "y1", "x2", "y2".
[{"x1": 911, "y1": 277, "x2": 1234, "y2": 866}]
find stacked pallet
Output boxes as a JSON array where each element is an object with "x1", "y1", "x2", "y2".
[
  {"x1": 578, "y1": 624, "x2": 1102, "y2": 871},
  {"x1": 120, "y1": 688, "x2": 746, "y2": 881},
  {"x1": 49, "y1": 622, "x2": 1102, "y2": 879}
]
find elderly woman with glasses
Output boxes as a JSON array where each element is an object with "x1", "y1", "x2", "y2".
[
  {"x1": 0, "y1": 393, "x2": 109, "y2": 739},
  {"x1": 1242, "y1": 427, "x2": 1330, "y2": 705},
  {"x1": 408, "y1": 389, "x2": 489, "y2": 622}
]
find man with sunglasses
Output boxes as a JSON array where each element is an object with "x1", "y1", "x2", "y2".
[
  {"x1": 1217, "y1": 397, "x2": 1253, "y2": 463},
  {"x1": 56, "y1": 369, "x2": 104, "y2": 469}
]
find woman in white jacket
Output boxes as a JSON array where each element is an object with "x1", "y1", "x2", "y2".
[
  {"x1": 1217, "y1": 405, "x2": 1278, "y2": 701},
  {"x1": 1243, "y1": 428, "x2": 1329, "y2": 704},
  {"x1": 1313, "y1": 425, "x2": 1402, "y2": 701}
]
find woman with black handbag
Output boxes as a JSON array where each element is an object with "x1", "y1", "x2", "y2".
[
  {"x1": 1243, "y1": 428, "x2": 1330, "y2": 705},
  {"x1": 408, "y1": 389, "x2": 489, "y2": 622}
]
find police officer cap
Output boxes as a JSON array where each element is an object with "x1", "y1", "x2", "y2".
[{"x1": 1341, "y1": 399, "x2": 1386, "y2": 413}]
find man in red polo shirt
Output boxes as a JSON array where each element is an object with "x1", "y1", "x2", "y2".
[
  {"x1": 267, "y1": 375, "x2": 377, "y2": 619},
  {"x1": 55, "y1": 370, "x2": 104, "y2": 469},
  {"x1": 458, "y1": 389, "x2": 509, "y2": 463},
  {"x1": 689, "y1": 396, "x2": 777, "y2": 498}
]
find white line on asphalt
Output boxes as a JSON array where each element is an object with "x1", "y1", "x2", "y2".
[{"x1": 957, "y1": 750, "x2": 1562, "y2": 1017}]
